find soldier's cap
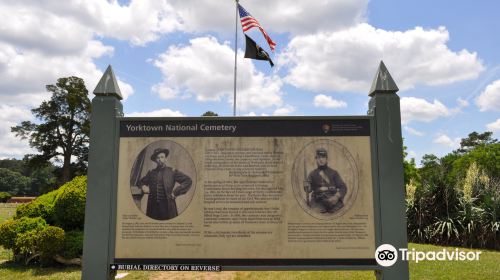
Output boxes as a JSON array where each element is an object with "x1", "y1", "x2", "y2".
[
  {"x1": 316, "y1": 148, "x2": 328, "y2": 157},
  {"x1": 151, "y1": 148, "x2": 169, "y2": 161}
]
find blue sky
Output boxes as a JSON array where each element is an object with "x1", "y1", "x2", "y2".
[{"x1": 0, "y1": 0, "x2": 498, "y2": 165}]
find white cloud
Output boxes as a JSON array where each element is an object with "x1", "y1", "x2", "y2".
[
  {"x1": 0, "y1": 0, "x2": 178, "y2": 108},
  {"x1": 313, "y1": 94, "x2": 347, "y2": 108},
  {"x1": 126, "y1": 109, "x2": 185, "y2": 117},
  {"x1": 404, "y1": 126, "x2": 424, "y2": 136},
  {"x1": 0, "y1": 4, "x2": 92, "y2": 55},
  {"x1": 280, "y1": 24, "x2": 483, "y2": 93},
  {"x1": 0, "y1": 105, "x2": 36, "y2": 159},
  {"x1": 1, "y1": 0, "x2": 366, "y2": 47},
  {"x1": 406, "y1": 150, "x2": 417, "y2": 159},
  {"x1": 94, "y1": 1, "x2": 181, "y2": 46},
  {"x1": 0, "y1": 40, "x2": 102, "y2": 102},
  {"x1": 0, "y1": 105, "x2": 32, "y2": 123},
  {"x1": 0, "y1": 1, "x2": 181, "y2": 48},
  {"x1": 273, "y1": 105, "x2": 295, "y2": 116},
  {"x1": 457, "y1": 97, "x2": 469, "y2": 108},
  {"x1": 476, "y1": 79, "x2": 500, "y2": 112},
  {"x1": 434, "y1": 133, "x2": 460, "y2": 149},
  {"x1": 486, "y1": 119, "x2": 500, "y2": 132},
  {"x1": 244, "y1": 112, "x2": 269, "y2": 117},
  {"x1": 0, "y1": 33, "x2": 133, "y2": 106},
  {"x1": 400, "y1": 97, "x2": 453, "y2": 124},
  {"x1": 169, "y1": 0, "x2": 367, "y2": 35},
  {"x1": 152, "y1": 36, "x2": 283, "y2": 112},
  {"x1": 115, "y1": 80, "x2": 134, "y2": 101}
]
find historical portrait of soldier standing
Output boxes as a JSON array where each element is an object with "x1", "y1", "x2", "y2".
[
  {"x1": 130, "y1": 141, "x2": 196, "y2": 221},
  {"x1": 304, "y1": 148, "x2": 347, "y2": 213}
]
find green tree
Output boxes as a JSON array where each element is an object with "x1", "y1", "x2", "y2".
[
  {"x1": 419, "y1": 154, "x2": 441, "y2": 186},
  {"x1": 0, "y1": 158, "x2": 25, "y2": 175},
  {"x1": 202, "y1": 111, "x2": 218, "y2": 116},
  {"x1": 0, "y1": 168, "x2": 31, "y2": 195},
  {"x1": 0, "y1": 158, "x2": 57, "y2": 195},
  {"x1": 458, "y1": 131, "x2": 497, "y2": 153},
  {"x1": 402, "y1": 140, "x2": 419, "y2": 186},
  {"x1": 30, "y1": 166, "x2": 57, "y2": 195},
  {"x1": 445, "y1": 132, "x2": 499, "y2": 184},
  {"x1": 11, "y1": 77, "x2": 91, "y2": 184},
  {"x1": 452, "y1": 143, "x2": 500, "y2": 180}
]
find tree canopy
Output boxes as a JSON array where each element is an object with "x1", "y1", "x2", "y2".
[
  {"x1": 458, "y1": 131, "x2": 497, "y2": 153},
  {"x1": 0, "y1": 158, "x2": 25, "y2": 175},
  {"x1": 11, "y1": 76, "x2": 91, "y2": 184},
  {"x1": 0, "y1": 168, "x2": 31, "y2": 195},
  {"x1": 202, "y1": 111, "x2": 218, "y2": 116}
]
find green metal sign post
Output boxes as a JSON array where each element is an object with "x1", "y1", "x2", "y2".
[
  {"x1": 369, "y1": 62, "x2": 410, "y2": 279},
  {"x1": 82, "y1": 66, "x2": 123, "y2": 280}
]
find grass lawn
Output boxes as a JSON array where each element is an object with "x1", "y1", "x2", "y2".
[
  {"x1": 117, "y1": 246, "x2": 500, "y2": 280},
  {"x1": 2, "y1": 243, "x2": 496, "y2": 279},
  {"x1": 0, "y1": 203, "x2": 16, "y2": 263},
  {"x1": 218, "y1": 244, "x2": 499, "y2": 280},
  {"x1": 0, "y1": 262, "x2": 81, "y2": 280},
  {"x1": 0, "y1": 203, "x2": 497, "y2": 280},
  {"x1": 0, "y1": 203, "x2": 17, "y2": 223},
  {"x1": 408, "y1": 243, "x2": 500, "y2": 280}
]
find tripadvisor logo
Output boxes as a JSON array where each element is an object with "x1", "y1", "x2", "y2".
[
  {"x1": 375, "y1": 244, "x2": 398, "y2": 267},
  {"x1": 375, "y1": 244, "x2": 482, "y2": 267}
]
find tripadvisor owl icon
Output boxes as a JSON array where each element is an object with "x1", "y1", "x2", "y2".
[{"x1": 375, "y1": 244, "x2": 398, "y2": 267}]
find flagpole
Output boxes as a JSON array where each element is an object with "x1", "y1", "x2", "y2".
[{"x1": 233, "y1": 0, "x2": 239, "y2": 116}]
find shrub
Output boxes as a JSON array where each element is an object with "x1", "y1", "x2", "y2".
[
  {"x1": 0, "y1": 217, "x2": 47, "y2": 251},
  {"x1": 16, "y1": 226, "x2": 65, "y2": 265},
  {"x1": 0, "y1": 220, "x2": 18, "y2": 250},
  {"x1": 15, "y1": 201, "x2": 55, "y2": 224},
  {"x1": 53, "y1": 176, "x2": 87, "y2": 230},
  {"x1": 15, "y1": 189, "x2": 58, "y2": 224},
  {"x1": 15, "y1": 175, "x2": 87, "y2": 229},
  {"x1": 0, "y1": 191, "x2": 12, "y2": 202},
  {"x1": 63, "y1": 230, "x2": 84, "y2": 259},
  {"x1": 0, "y1": 176, "x2": 88, "y2": 266}
]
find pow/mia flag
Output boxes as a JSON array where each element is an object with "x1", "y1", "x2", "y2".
[{"x1": 244, "y1": 34, "x2": 274, "y2": 67}]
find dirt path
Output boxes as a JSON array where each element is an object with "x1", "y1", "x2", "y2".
[{"x1": 149, "y1": 271, "x2": 238, "y2": 280}]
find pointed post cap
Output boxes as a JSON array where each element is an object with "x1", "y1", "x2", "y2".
[
  {"x1": 93, "y1": 65, "x2": 123, "y2": 100},
  {"x1": 368, "y1": 61, "x2": 399, "y2": 96}
]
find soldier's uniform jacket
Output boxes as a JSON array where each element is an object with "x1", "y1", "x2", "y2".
[
  {"x1": 307, "y1": 166, "x2": 347, "y2": 211},
  {"x1": 139, "y1": 166, "x2": 192, "y2": 220}
]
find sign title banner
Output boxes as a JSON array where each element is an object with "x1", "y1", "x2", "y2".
[
  {"x1": 115, "y1": 117, "x2": 376, "y2": 267},
  {"x1": 119, "y1": 118, "x2": 370, "y2": 137}
]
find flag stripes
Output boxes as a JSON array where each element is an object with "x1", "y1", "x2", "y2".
[{"x1": 238, "y1": 3, "x2": 276, "y2": 51}]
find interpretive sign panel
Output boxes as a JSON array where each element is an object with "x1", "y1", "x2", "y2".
[{"x1": 114, "y1": 117, "x2": 377, "y2": 266}]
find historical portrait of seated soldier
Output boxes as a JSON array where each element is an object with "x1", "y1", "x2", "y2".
[
  {"x1": 136, "y1": 147, "x2": 193, "y2": 220},
  {"x1": 304, "y1": 148, "x2": 347, "y2": 213}
]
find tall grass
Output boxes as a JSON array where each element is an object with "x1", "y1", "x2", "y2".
[{"x1": 407, "y1": 162, "x2": 500, "y2": 250}]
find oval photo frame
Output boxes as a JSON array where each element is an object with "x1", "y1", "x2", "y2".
[
  {"x1": 129, "y1": 140, "x2": 197, "y2": 221},
  {"x1": 291, "y1": 139, "x2": 359, "y2": 220}
]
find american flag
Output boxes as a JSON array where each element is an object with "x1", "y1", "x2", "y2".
[{"x1": 238, "y1": 3, "x2": 276, "y2": 51}]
